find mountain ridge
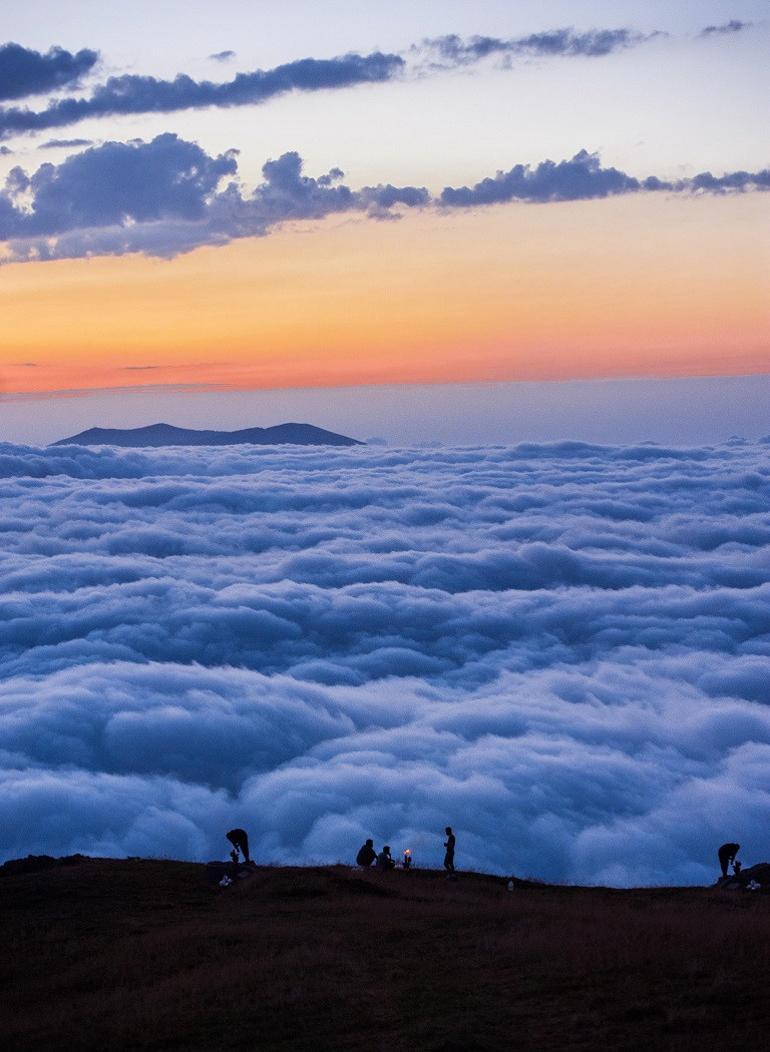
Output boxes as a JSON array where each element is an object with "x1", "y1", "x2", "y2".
[
  {"x1": 3, "y1": 856, "x2": 770, "y2": 1049},
  {"x1": 50, "y1": 421, "x2": 364, "y2": 447}
]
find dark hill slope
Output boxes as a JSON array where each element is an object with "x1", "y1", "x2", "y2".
[
  {"x1": 50, "y1": 422, "x2": 363, "y2": 447},
  {"x1": 2, "y1": 858, "x2": 770, "y2": 1050}
]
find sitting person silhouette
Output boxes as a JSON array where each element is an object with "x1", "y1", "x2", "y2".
[
  {"x1": 718, "y1": 842, "x2": 740, "y2": 878},
  {"x1": 377, "y1": 845, "x2": 395, "y2": 870},
  {"x1": 356, "y1": 838, "x2": 376, "y2": 867}
]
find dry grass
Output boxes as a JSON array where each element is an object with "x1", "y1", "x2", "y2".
[{"x1": 1, "y1": 858, "x2": 769, "y2": 1050}]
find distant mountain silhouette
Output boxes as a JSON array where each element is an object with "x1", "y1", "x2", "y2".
[{"x1": 50, "y1": 422, "x2": 364, "y2": 447}]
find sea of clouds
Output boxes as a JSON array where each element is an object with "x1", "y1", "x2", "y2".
[{"x1": 1, "y1": 438, "x2": 769, "y2": 885}]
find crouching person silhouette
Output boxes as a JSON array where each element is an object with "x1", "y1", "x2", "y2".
[
  {"x1": 226, "y1": 828, "x2": 251, "y2": 864},
  {"x1": 718, "y1": 842, "x2": 740, "y2": 879},
  {"x1": 356, "y1": 838, "x2": 376, "y2": 867}
]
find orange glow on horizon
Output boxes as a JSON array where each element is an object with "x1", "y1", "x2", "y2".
[{"x1": 1, "y1": 193, "x2": 767, "y2": 398}]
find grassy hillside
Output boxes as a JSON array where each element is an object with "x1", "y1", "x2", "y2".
[{"x1": 2, "y1": 857, "x2": 769, "y2": 1050}]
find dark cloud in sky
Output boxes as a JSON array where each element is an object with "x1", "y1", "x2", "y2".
[
  {"x1": 688, "y1": 168, "x2": 770, "y2": 192},
  {"x1": 440, "y1": 151, "x2": 770, "y2": 206},
  {"x1": 699, "y1": 20, "x2": 751, "y2": 38},
  {"x1": 0, "y1": 134, "x2": 428, "y2": 261},
  {"x1": 0, "y1": 29, "x2": 642, "y2": 142},
  {"x1": 420, "y1": 27, "x2": 652, "y2": 67},
  {"x1": 440, "y1": 149, "x2": 641, "y2": 205},
  {"x1": 39, "y1": 137, "x2": 94, "y2": 149},
  {"x1": 0, "y1": 138, "x2": 765, "y2": 262},
  {"x1": 0, "y1": 24, "x2": 753, "y2": 143},
  {"x1": 0, "y1": 50, "x2": 403, "y2": 140},
  {"x1": 0, "y1": 440, "x2": 768, "y2": 883},
  {"x1": 0, "y1": 42, "x2": 98, "y2": 102},
  {"x1": 29, "y1": 134, "x2": 237, "y2": 230}
]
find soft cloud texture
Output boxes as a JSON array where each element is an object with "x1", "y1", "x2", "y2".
[
  {"x1": 0, "y1": 22, "x2": 754, "y2": 144},
  {"x1": 0, "y1": 26, "x2": 654, "y2": 141},
  {"x1": 0, "y1": 134, "x2": 428, "y2": 261},
  {"x1": 1, "y1": 137, "x2": 766, "y2": 263},
  {"x1": 699, "y1": 20, "x2": 752, "y2": 38},
  {"x1": 1, "y1": 440, "x2": 769, "y2": 884},
  {"x1": 440, "y1": 149, "x2": 770, "y2": 205},
  {"x1": 440, "y1": 149, "x2": 642, "y2": 205},
  {"x1": 0, "y1": 42, "x2": 98, "y2": 102},
  {"x1": 417, "y1": 28, "x2": 652, "y2": 68},
  {"x1": 0, "y1": 49, "x2": 403, "y2": 139},
  {"x1": 39, "y1": 137, "x2": 94, "y2": 150}
]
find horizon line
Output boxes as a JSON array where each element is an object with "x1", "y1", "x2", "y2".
[{"x1": 2, "y1": 367, "x2": 770, "y2": 404}]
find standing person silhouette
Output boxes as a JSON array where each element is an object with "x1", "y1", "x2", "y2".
[{"x1": 444, "y1": 826, "x2": 456, "y2": 875}]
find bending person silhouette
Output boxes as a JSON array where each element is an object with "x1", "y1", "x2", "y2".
[
  {"x1": 718, "y1": 842, "x2": 740, "y2": 878},
  {"x1": 444, "y1": 826, "x2": 456, "y2": 874},
  {"x1": 226, "y1": 827, "x2": 251, "y2": 864},
  {"x1": 356, "y1": 838, "x2": 376, "y2": 867}
]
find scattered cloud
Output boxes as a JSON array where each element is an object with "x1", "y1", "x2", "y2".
[
  {"x1": 1, "y1": 138, "x2": 766, "y2": 263},
  {"x1": 0, "y1": 50, "x2": 403, "y2": 140},
  {"x1": 39, "y1": 137, "x2": 94, "y2": 150},
  {"x1": 440, "y1": 150, "x2": 770, "y2": 206},
  {"x1": 699, "y1": 20, "x2": 752, "y2": 38},
  {"x1": 440, "y1": 149, "x2": 641, "y2": 205},
  {"x1": 687, "y1": 168, "x2": 770, "y2": 193},
  {"x1": 0, "y1": 440, "x2": 769, "y2": 885},
  {"x1": 0, "y1": 26, "x2": 673, "y2": 142},
  {"x1": 0, "y1": 134, "x2": 428, "y2": 262},
  {"x1": 0, "y1": 23, "x2": 753, "y2": 144},
  {"x1": 416, "y1": 27, "x2": 655, "y2": 68},
  {"x1": 0, "y1": 42, "x2": 98, "y2": 102}
]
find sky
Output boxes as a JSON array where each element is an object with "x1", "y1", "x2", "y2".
[{"x1": 0, "y1": 0, "x2": 768, "y2": 442}]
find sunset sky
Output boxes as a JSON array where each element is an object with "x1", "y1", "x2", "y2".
[{"x1": 0, "y1": 0, "x2": 767, "y2": 441}]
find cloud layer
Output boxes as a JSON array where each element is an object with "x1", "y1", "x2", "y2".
[
  {"x1": 417, "y1": 27, "x2": 652, "y2": 68},
  {"x1": 0, "y1": 134, "x2": 429, "y2": 261},
  {"x1": 0, "y1": 49, "x2": 403, "y2": 140},
  {"x1": 699, "y1": 20, "x2": 751, "y2": 38},
  {"x1": 1, "y1": 137, "x2": 766, "y2": 263},
  {"x1": 1, "y1": 439, "x2": 769, "y2": 884},
  {"x1": 0, "y1": 26, "x2": 653, "y2": 141},
  {"x1": 439, "y1": 149, "x2": 770, "y2": 205},
  {"x1": 0, "y1": 42, "x2": 98, "y2": 102},
  {"x1": 0, "y1": 20, "x2": 745, "y2": 141}
]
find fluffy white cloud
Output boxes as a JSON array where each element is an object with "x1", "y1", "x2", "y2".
[{"x1": 1, "y1": 439, "x2": 769, "y2": 884}]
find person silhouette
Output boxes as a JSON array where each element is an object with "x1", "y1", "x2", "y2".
[
  {"x1": 226, "y1": 828, "x2": 251, "y2": 864},
  {"x1": 444, "y1": 826, "x2": 456, "y2": 874},
  {"x1": 377, "y1": 845, "x2": 395, "y2": 870},
  {"x1": 356, "y1": 838, "x2": 376, "y2": 867},
  {"x1": 718, "y1": 842, "x2": 740, "y2": 879}
]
